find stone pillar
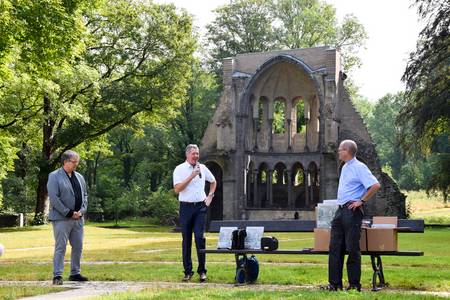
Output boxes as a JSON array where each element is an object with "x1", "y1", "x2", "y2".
[
  {"x1": 268, "y1": 119, "x2": 274, "y2": 152},
  {"x1": 287, "y1": 169, "x2": 293, "y2": 208},
  {"x1": 286, "y1": 119, "x2": 292, "y2": 151},
  {"x1": 309, "y1": 172, "x2": 315, "y2": 206},
  {"x1": 253, "y1": 169, "x2": 259, "y2": 208},
  {"x1": 304, "y1": 171, "x2": 310, "y2": 208},
  {"x1": 304, "y1": 99, "x2": 311, "y2": 152},
  {"x1": 268, "y1": 170, "x2": 274, "y2": 207},
  {"x1": 253, "y1": 118, "x2": 258, "y2": 150}
]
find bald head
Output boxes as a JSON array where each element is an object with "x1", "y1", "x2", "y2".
[
  {"x1": 338, "y1": 140, "x2": 357, "y2": 162},
  {"x1": 340, "y1": 140, "x2": 357, "y2": 156}
]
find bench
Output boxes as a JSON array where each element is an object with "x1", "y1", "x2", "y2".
[{"x1": 201, "y1": 220, "x2": 424, "y2": 291}]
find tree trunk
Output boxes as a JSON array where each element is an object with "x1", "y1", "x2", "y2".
[{"x1": 35, "y1": 95, "x2": 56, "y2": 217}]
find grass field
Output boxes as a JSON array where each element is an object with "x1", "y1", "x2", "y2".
[
  {"x1": 0, "y1": 285, "x2": 65, "y2": 300},
  {"x1": 0, "y1": 218, "x2": 449, "y2": 299},
  {"x1": 405, "y1": 190, "x2": 450, "y2": 224},
  {"x1": 0, "y1": 191, "x2": 448, "y2": 299}
]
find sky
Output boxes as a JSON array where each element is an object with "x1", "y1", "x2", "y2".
[{"x1": 156, "y1": 0, "x2": 424, "y2": 102}]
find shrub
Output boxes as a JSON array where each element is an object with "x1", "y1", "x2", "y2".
[{"x1": 144, "y1": 188, "x2": 178, "y2": 225}]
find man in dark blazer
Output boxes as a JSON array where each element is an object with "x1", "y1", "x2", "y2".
[{"x1": 47, "y1": 150, "x2": 88, "y2": 285}]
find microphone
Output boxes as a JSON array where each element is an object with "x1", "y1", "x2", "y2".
[{"x1": 196, "y1": 163, "x2": 202, "y2": 178}]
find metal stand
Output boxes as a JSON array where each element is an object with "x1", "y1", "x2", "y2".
[{"x1": 370, "y1": 254, "x2": 389, "y2": 291}]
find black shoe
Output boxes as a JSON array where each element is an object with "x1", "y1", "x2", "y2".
[
  {"x1": 68, "y1": 274, "x2": 89, "y2": 281},
  {"x1": 199, "y1": 273, "x2": 207, "y2": 282},
  {"x1": 346, "y1": 284, "x2": 362, "y2": 292},
  {"x1": 182, "y1": 273, "x2": 194, "y2": 282},
  {"x1": 53, "y1": 276, "x2": 63, "y2": 285},
  {"x1": 320, "y1": 284, "x2": 343, "y2": 291}
]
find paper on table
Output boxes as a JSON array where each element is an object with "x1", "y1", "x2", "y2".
[
  {"x1": 217, "y1": 227, "x2": 238, "y2": 249},
  {"x1": 244, "y1": 227, "x2": 264, "y2": 250}
]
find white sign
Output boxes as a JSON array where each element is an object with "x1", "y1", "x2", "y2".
[
  {"x1": 244, "y1": 227, "x2": 264, "y2": 250},
  {"x1": 217, "y1": 227, "x2": 238, "y2": 249}
]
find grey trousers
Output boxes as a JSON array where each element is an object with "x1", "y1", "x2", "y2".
[{"x1": 52, "y1": 218, "x2": 84, "y2": 277}]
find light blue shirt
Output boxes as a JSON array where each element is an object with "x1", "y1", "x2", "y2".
[{"x1": 337, "y1": 157, "x2": 379, "y2": 205}]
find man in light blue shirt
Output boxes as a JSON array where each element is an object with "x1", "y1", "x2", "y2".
[{"x1": 325, "y1": 140, "x2": 381, "y2": 292}]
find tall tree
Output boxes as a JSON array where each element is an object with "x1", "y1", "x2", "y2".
[
  {"x1": 206, "y1": 0, "x2": 277, "y2": 74},
  {"x1": 400, "y1": 0, "x2": 449, "y2": 200},
  {"x1": 368, "y1": 93, "x2": 405, "y2": 180},
  {"x1": 400, "y1": 0, "x2": 449, "y2": 150},
  {"x1": 206, "y1": 0, "x2": 367, "y2": 77},
  {"x1": 0, "y1": 0, "x2": 196, "y2": 218}
]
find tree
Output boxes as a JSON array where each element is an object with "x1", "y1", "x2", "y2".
[
  {"x1": 0, "y1": 0, "x2": 196, "y2": 218},
  {"x1": 399, "y1": 0, "x2": 449, "y2": 200},
  {"x1": 206, "y1": 0, "x2": 367, "y2": 78},
  {"x1": 400, "y1": 0, "x2": 449, "y2": 149},
  {"x1": 368, "y1": 93, "x2": 405, "y2": 180},
  {"x1": 169, "y1": 62, "x2": 219, "y2": 160},
  {"x1": 206, "y1": 0, "x2": 277, "y2": 74}
]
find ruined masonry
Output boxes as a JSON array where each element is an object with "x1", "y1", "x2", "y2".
[{"x1": 200, "y1": 46, "x2": 406, "y2": 222}]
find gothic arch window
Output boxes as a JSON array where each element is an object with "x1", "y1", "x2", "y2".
[
  {"x1": 296, "y1": 100, "x2": 306, "y2": 133},
  {"x1": 273, "y1": 98, "x2": 286, "y2": 134},
  {"x1": 273, "y1": 162, "x2": 288, "y2": 207},
  {"x1": 308, "y1": 161, "x2": 320, "y2": 205},
  {"x1": 292, "y1": 162, "x2": 305, "y2": 186},
  {"x1": 258, "y1": 162, "x2": 269, "y2": 207}
]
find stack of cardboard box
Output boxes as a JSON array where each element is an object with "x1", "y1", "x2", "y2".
[
  {"x1": 314, "y1": 209, "x2": 399, "y2": 252},
  {"x1": 365, "y1": 216, "x2": 398, "y2": 251}
]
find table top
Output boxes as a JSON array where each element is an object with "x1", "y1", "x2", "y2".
[{"x1": 200, "y1": 248, "x2": 424, "y2": 256}]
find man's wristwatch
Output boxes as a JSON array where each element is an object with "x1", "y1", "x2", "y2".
[
  {"x1": 208, "y1": 193, "x2": 214, "y2": 197},
  {"x1": 360, "y1": 198, "x2": 366, "y2": 203}
]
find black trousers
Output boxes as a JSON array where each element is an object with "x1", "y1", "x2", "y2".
[
  {"x1": 328, "y1": 205, "x2": 364, "y2": 287},
  {"x1": 179, "y1": 201, "x2": 207, "y2": 275}
]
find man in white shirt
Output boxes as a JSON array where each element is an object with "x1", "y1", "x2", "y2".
[{"x1": 173, "y1": 144, "x2": 216, "y2": 282}]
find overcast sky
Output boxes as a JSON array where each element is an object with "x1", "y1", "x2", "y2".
[{"x1": 156, "y1": 0, "x2": 423, "y2": 102}]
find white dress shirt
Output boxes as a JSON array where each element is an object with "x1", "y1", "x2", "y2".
[{"x1": 173, "y1": 161, "x2": 216, "y2": 202}]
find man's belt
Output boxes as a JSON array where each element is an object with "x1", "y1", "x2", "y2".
[
  {"x1": 338, "y1": 202, "x2": 353, "y2": 209},
  {"x1": 180, "y1": 201, "x2": 205, "y2": 206}
]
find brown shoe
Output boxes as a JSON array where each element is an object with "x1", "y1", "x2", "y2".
[{"x1": 200, "y1": 273, "x2": 207, "y2": 282}]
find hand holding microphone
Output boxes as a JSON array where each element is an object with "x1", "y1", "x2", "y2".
[
  {"x1": 196, "y1": 163, "x2": 202, "y2": 178},
  {"x1": 191, "y1": 163, "x2": 202, "y2": 179}
]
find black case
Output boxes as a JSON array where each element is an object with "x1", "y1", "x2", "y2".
[
  {"x1": 231, "y1": 229, "x2": 247, "y2": 250},
  {"x1": 261, "y1": 236, "x2": 278, "y2": 251}
]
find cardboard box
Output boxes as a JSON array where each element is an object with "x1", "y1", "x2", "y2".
[
  {"x1": 366, "y1": 228, "x2": 398, "y2": 251},
  {"x1": 373, "y1": 216, "x2": 398, "y2": 226},
  {"x1": 314, "y1": 228, "x2": 368, "y2": 251},
  {"x1": 314, "y1": 228, "x2": 330, "y2": 251},
  {"x1": 365, "y1": 216, "x2": 398, "y2": 251}
]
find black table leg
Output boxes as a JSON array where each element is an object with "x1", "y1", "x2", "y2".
[{"x1": 370, "y1": 254, "x2": 388, "y2": 291}]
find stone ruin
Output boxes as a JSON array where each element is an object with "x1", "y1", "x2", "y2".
[{"x1": 200, "y1": 46, "x2": 406, "y2": 222}]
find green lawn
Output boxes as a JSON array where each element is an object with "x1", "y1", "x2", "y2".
[
  {"x1": 0, "y1": 285, "x2": 66, "y2": 300},
  {"x1": 1, "y1": 220, "x2": 449, "y2": 299},
  {"x1": 94, "y1": 287, "x2": 449, "y2": 300},
  {"x1": 405, "y1": 190, "x2": 450, "y2": 224}
]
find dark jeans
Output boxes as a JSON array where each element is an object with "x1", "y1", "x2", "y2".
[
  {"x1": 179, "y1": 201, "x2": 207, "y2": 275},
  {"x1": 328, "y1": 205, "x2": 364, "y2": 287}
]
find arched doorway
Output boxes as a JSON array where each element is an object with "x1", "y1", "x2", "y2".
[{"x1": 205, "y1": 161, "x2": 223, "y2": 224}]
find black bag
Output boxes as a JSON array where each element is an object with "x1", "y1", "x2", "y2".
[
  {"x1": 261, "y1": 236, "x2": 278, "y2": 251},
  {"x1": 235, "y1": 255, "x2": 259, "y2": 284},
  {"x1": 232, "y1": 229, "x2": 247, "y2": 250}
]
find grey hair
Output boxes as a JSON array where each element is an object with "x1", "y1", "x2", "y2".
[
  {"x1": 185, "y1": 144, "x2": 199, "y2": 156},
  {"x1": 61, "y1": 150, "x2": 80, "y2": 164},
  {"x1": 340, "y1": 140, "x2": 358, "y2": 156}
]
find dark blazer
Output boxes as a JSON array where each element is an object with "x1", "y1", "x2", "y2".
[{"x1": 47, "y1": 167, "x2": 88, "y2": 221}]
